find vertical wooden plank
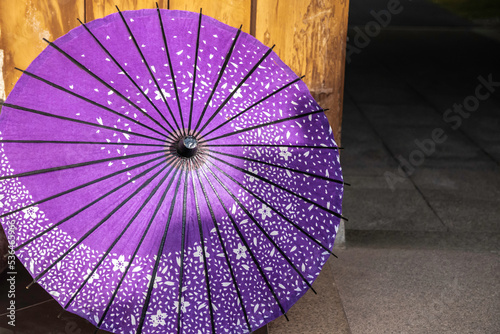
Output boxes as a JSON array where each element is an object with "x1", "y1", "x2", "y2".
[
  {"x1": 85, "y1": 0, "x2": 168, "y2": 21},
  {"x1": 0, "y1": 0, "x2": 85, "y2": 98},
  {"x1": 255, "y1": 0, "x2": 349, "y2": 144},
  {"x1": 85, "y1": 0, "x2": 250, "y2": 35},
  {"x1": 169, "y1": 0, "x2": 252, "y2": 34},
  {"x1": 250, "y1": 0, "x2": 258, "y2": 37}
]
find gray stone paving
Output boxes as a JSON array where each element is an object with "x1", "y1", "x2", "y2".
[{"x1": 333, "y1": 0, "x2": 500, "y2": 333}]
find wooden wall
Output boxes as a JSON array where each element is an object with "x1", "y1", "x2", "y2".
[{"x1": 0, "y1": 0, "x2": 349, "y2": 143}]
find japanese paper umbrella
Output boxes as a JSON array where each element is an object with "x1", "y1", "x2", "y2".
[{"x1": 0, "y1": 5, "x2": 346, "y2": 334}]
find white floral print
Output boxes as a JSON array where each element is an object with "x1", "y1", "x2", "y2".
[
  {"x1": 279, "y1": 147, "x2": 292, "y2": 160},
  {"x1": 150, "y1": 310, "x2": 167, "y2": 327},
  {"x1": 22, "y1": 206, "x2": 39, "y2": 219},
  {"x1": 233, "y1": 243, "x2": 247, "y2": 260},
  {"x1": 174, "y1": 297, "x2": 190, "y2": 313},
  {"x1": 257, "y1": 204, "x2": 272, "y2": 220},
  {"x1": 154, "y1": 88, "x2": 171, "y2": 101},
  {"x1": 247, "y1": 167, "x2": 258, "y2": 182},
  {"x1": 111, "y1": 255, "x2": 129, "y2": 272},
  {"x1": 193, "y1": 245, "x2": 209, "y2": 262},
  {"x1": 146, "y1": 274, "x2": 162, "y2": 289},
  {"x1": 230, "y1": 85, "x2": 243, "y2": 99},
  {"x1": 84, "y1": 268, "x2": 99, "y2": 284}
]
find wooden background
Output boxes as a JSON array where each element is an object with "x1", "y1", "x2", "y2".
[{"x1": 0, "y1": 0, "x2": 349, "y2": 142}]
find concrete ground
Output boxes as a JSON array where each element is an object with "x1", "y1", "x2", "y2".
[
  {"x1": 272, "y1": 1, "x2": 499, "y2": 333},
  {"x1": 332, "y1": 0, "x2": 500, "y2": 333},
  {"x1": 332, "y1": 248, "x2": 499, "y2": 334},
  {"x1": 343, "y1": 1, "x2": 500, "y2": 249}
]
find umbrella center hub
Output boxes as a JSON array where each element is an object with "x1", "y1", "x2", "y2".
[{"x1": 176, "y1": 136, "x2": 198, "y2": 158}]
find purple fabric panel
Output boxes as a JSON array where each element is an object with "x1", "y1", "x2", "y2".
[{"x1": 0, "y1": 8, "x2": 343, "y2": 334}]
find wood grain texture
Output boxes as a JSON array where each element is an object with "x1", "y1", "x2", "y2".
[
  {"x1": 169, "y1": 0, "x2": 252, "y2": 34},
  {"x1": 85, "y1": 0, "x2": 169, "y2": 21},
  {"x1": 1, "y1": 0, "x2": 347, "y2": 144},
  {"x1": 254, "y1": 0, "x2": 349, "y2": 144},
  {"x1": 0, "y1": 0, "x2": 84, "y2": 97}
]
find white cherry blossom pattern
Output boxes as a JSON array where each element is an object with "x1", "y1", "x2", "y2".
[
  {"x1": 174, "y1": 297, "x2": 190, "y2": 313},
  {"x1": 285, "y1": 202, "x2": 298, "y2": 220},
  {"x1": 22, "y1": 206, "x2": 39, "y2": 219},
  {"x1": 193, "y1": 245, "x2": 209, "y2": 262},
  {"x1": 278, "y1": 147, "x2": 292, "y2": 160},
  {"x1": 111, "y1": 255, "x2": 129, "y2": 272},
  {"x1": 154, "y1": 88, "x2": 171, "y2": 101},
  {"x1": 257, "y1": 204, "x2": 272, "y2": 220},
  {"x1": 231, "y1": 85, "x2": 243, "y2": 99},
  {"x1": 146, "y1": 274, "x2": 162, "y2": 289},
  {"x1": 150, "y1": 310, "x2": 167, "y2": 327},
  {"x1": 84, "y1": 269, "x2": 99, "y2": 284},
  {"x1": 246, "y1": 167, "x2": 258, "y2": 182},
  {"x1": 233, "y1": 243, "x2": 247, "y2": 260}
]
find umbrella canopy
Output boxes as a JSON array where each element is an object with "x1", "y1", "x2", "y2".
[{"x1": 0, "y1": 6, "x2": 345, "y2": 334}]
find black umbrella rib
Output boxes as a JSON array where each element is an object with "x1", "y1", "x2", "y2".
[
  {"x1": 16, "y1": 68, "x2": 170, "y2": 139},
  {"x1": 14, "y1": 158, "x2": 170, "y2": 252},
  {"x1": 96, "y1": 163, "x2": 182, "y2": 330},
  {"x1": 209, "y1": 144, "x2": 343, "y2": 150},
  {"x1": 156, "y1": 4, "x2": 184, "y2": 136},
  {"x1": 0, "y1": 139, "x2": 166, "y2": 148},
  {"x1": 201, "y1": 109, "x2": 326, "y2": 143},
  {"x1": 0, "y1": 137, "x2": 178, "y2": 150},
  {"x1": 0, "y1": 144, "x2": 165, "y2": 181},
  {"x1": 206, "y1": 159, "x2": 337, "y2": 258},
  {"x1": 192, "y1": 26, "x2": 242, "y2": 134},
  {"x1": 206, "y1": 154, "x2": 347, "y2": 221},
  {"x1": 190, "y1": 169, "x2": 216, "y2": 334},
  {"x1": 205, "y1": 166, "x2": 318, "y2": 293},
  {"x1": 0, "y1": 155, "x2": 164, "y2": 219},
  {"x1": 176, "y1": 170, "x2": 189, "y2": 333},
  {"x1": 136, "y1": 168, "x2": 185, "y2": 334},
  {"x1": 194, "y1": 167, "x2": 252, "y2": 332},
  {"x1": 31, "y1": 161, "x2": 170, "y2": 283},
  {"x1": 77, "y1": 18, "x2": 175, "y2": 137},
  {"x1": 42, "y1": 38, "x2": 174, "y2": 135},
  {"x1": 64, "y1": 162, "x2": 174, "y2": 310},
  {"x1": 197, "y1": 45, "x2": 276, "y2": 135},
  {"x1": 209, "y1": 149, "x2": 347, "y2": 185},
  {"x1": 199, "y1": 166, "x2": 289, "y2": 321},
  {"x1": 116, "y1": 6, "x2": 183, "y2": 134},
  {"x1": 2, "y1": 103, "x2": 167, "y2": 144},
  {"x1": 202, "y1": 76, "x2": 304, "y2": 138},
  {"x1": 187, "y1": 9, "x2": 203, "y2": 135}
]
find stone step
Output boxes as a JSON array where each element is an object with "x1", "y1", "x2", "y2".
[{"x1": 268, "y1": 257, "x2": 352, "y2": 334}]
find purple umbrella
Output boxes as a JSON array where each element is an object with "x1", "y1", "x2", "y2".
[{"x1": 0, "y1": 5, "x2": 345, "y2": 334}]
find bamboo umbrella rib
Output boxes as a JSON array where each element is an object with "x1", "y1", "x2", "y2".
[
  {"x1": 136, "y1": 168, "x2": 185, "y2": 334},
  {"x1": 76, "y1": 18, "x2": 174, "y2": 138},
  {"x1": 192, "y1": 26, "x2": 243, "y2": 134},
  {"x1": 96, "y1": 163, "x2": 182, "y2": 330},
  {"x1": 116, "y1": 6, "x2": 182, "y2": 134},
  {"x1": 199, "y1": 166, "x2": 289, "y2": 322},
  {"x1": 0, "y1": 155, "x2": 166, "y2": 219},
  {"x1": 63, "y1": 163, "x2": 175, "y2": 309},
  {"x1": 42, "y1": 38, "x2": 174, "y2": 135},
  {"x1": 14, "y1": 158, "x2": 171, "y2": 252},
  {"x1": 202, "y1": 75, "x2": 304, "y2": 138},
  {"x1": 194, "y1": 167, "x2": 252, "y2": 332},
  {"x1": 197, "y1": 45, "x2": 276, "y2": 135},
  {"x1": 187, "y1": 10, "x2": 203, "y2": 134},
  {"x1": 206, "y1": 159, "x2": 338, "y2": 258}
]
